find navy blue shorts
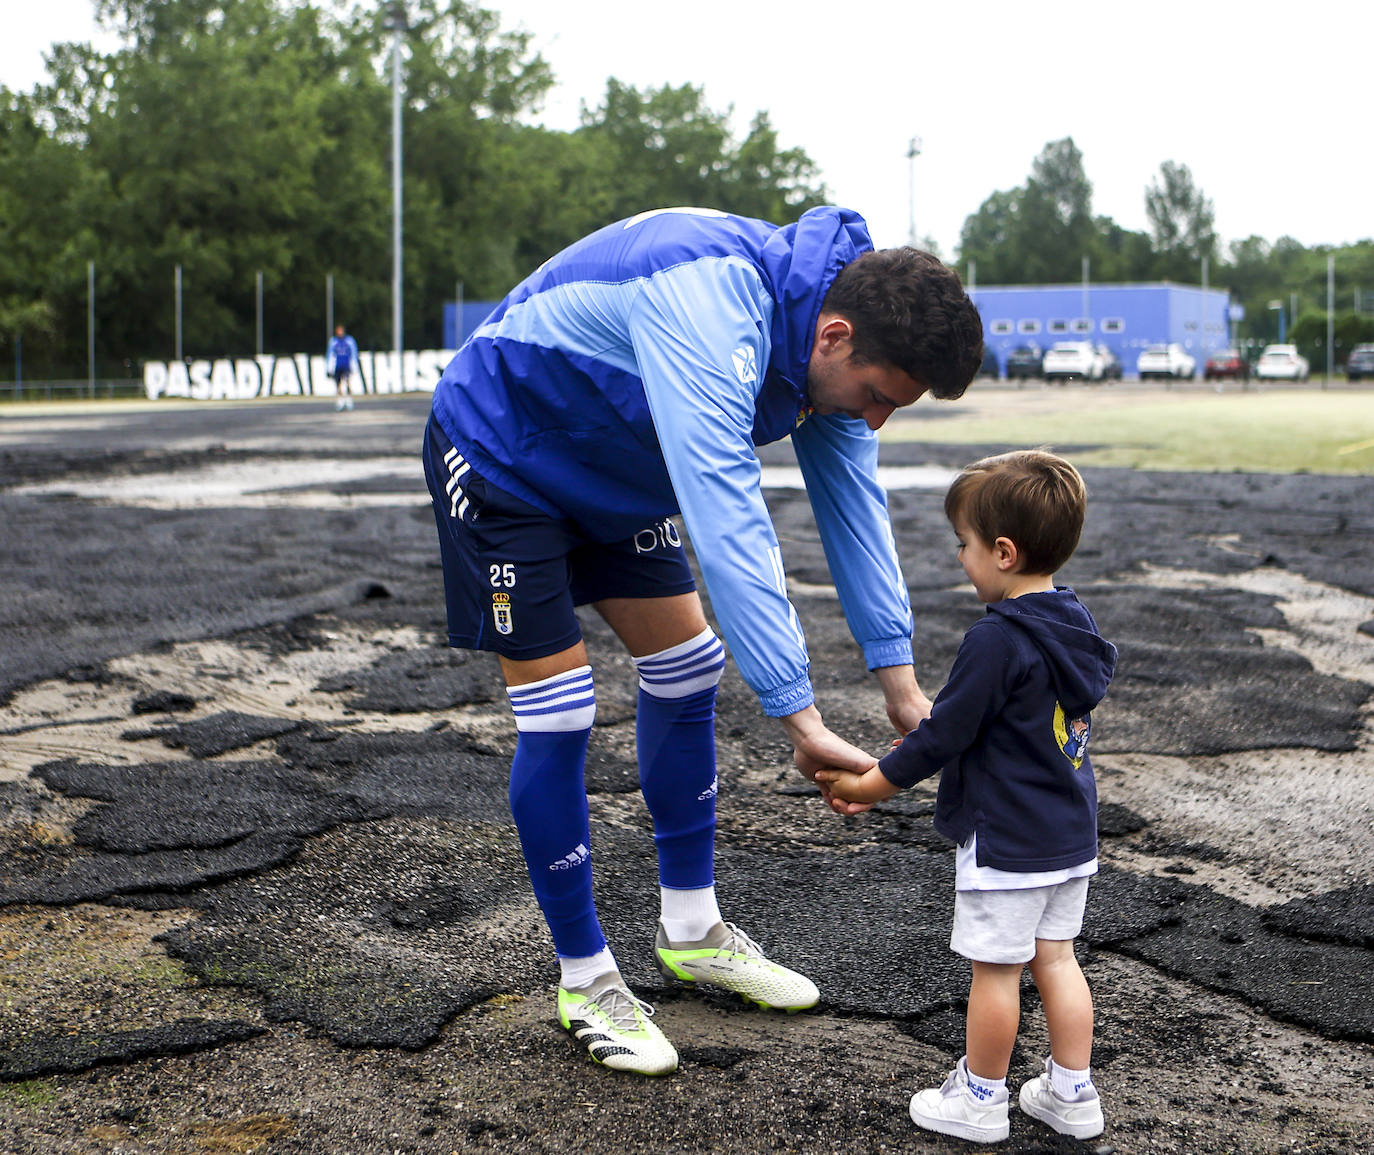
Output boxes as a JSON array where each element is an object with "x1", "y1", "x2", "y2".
[{"x1": 422, "y1": 415, "x2": 697, "y2": 660}]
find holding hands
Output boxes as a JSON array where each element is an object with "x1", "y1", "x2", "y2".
[
  {"x1": 813, "y1": 762, "x2": 899, "y2": 809},
  {"x1": 783, "y1": 664, "x2": 925, "y2": 816}
]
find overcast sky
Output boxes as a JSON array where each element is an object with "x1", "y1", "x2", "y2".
[{"x1": 6, "y1": 0, "x2": 1371, "y2": 262}]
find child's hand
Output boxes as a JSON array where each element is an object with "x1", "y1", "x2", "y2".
[{"x1": 814, "y1": 763, "x2": 898, "y2": 812}]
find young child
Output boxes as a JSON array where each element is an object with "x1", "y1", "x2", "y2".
[{"x1": 816, "y1": 449, "x2": 1117, "y2": 1144}]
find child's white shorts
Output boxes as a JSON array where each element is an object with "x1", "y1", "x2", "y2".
[{"x1": 951, "y1": 877, "x2": 1090, "y2": 965}]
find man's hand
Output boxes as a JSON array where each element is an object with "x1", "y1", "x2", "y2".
[
  {"x1": 780, "y1": 705, "x2": 880, "y2": 815},
  {"x1": 875, "y1": 664, "x2": 932, "y2": 737}
]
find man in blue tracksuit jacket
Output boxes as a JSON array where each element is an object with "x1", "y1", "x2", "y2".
[
  {"x1": 327, "y1": 324, "x2": 360, "y2": 411},
  {"x1": 422, "y1": 205, "x2": 984, "y2": 1074}
]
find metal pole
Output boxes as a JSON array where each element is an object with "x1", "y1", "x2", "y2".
[
  {"x1": 1327, "y1": 254, "x2": 1335, "y2": 388},
  {"x1": 326, "y1": 273, "x2": 334, "y2": 343},
  {"x1": 1082, "y1": 256, "x2": 1090, "y2": 330},
  {"x1": 905, "y1": 136, "x2": 922, "y2": 248},
  {"x1": 1201, "y1": 255, "x2": 1208, "y2": 360},
  {"x1": 389, "y1": 4, "x2": 406, "y2": 386},
  {"x1": 256, "y1": 270, "x2": 264, "y2": 355},
  {"x1": 87, "y1": 259, "x2": 96, "y2": 397},
  {"x1": 455, "y1": 278, "x2": 464, "y2": 346},
  {"x1": 174, "y1": 264, "x2": 183, "y2": 362}
]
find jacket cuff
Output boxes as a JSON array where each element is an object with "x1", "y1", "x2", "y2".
[
  {"x1": 863, "y1": 636, "x2": 914, "y2": 671},
  {"x1": 758, "y1": 674, "x2": 815, "y2": 717},
  {"x1": 877, "y1": 748, "x2": 917, "y2": 789}
]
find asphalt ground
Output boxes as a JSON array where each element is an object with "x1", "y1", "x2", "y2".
[{"x1": 1, "y1": 388, "x2": 1372, "y2": 1154}]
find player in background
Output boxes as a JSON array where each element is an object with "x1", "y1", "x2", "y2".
[{"x1": 328, "y1": 324, "x2": 359, "y2": 411}]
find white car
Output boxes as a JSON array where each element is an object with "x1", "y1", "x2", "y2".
[
  {"x1": 1137, "y1": 343, "x2": 1196, "y2": 380},
  {"x1": 1254, "y1": 344, "x2": 1310, "y2": 381},
  {"x1": 1042, "y1": 341, "x2": 1105, "y2": 382}
]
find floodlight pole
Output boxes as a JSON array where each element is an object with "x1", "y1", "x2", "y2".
[
  {"x1": 1327, "y1": 254, "x2": 1334, "y2": 388},
  {"x1": 174, "y1": 264, "x2": 183, "y2": 362},
  {"x1": 387, "y1": 2, "x2": 407, "y2": 389},
  {"x1": 906, "y1": 136, "x2": 922, "y2": 248}
]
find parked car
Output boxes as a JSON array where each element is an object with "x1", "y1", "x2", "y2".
[
  {"x1": 1254, "y1": 344, "x2": 1310, "y2": 381},
  {"x1": 1204, "y1": 349, "x2": 1250, "y2": 381},
  {"x1": 1137, "y1": 343, "x2": 1196, "y2": 380},
  {"x1": 1096, "y1": 344, "x2": 1123, "y2": 381},
  {"x1": 1346, "y1": 343, "x2": 1374, "y2": 382},
  {"x1": 978, "y1": 346, "x2": 1000, "y2": 379},
  {"x1": 1042, "y1": 341, "x2": 1105, "y2": 382},
  {"x1": 1005, "y1": 343, "x2": 1044, "y2": 381}
]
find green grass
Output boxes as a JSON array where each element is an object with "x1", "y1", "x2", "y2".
[
  {"x1": 0, "y1": 1080, "x2": 59, "y2": 1108},
  {"x1": 884, "y1": 390, "x2": 1374, "y2": 475}
]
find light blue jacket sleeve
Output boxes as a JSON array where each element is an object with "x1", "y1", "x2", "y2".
[
  {"x1": 628, "y1": 256, "x2": 814, "y2": 716},
  {"x1": 790, "y1": 414, "x2": 915, "y2": 670}
]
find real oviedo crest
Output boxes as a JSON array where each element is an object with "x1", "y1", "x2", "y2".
[
  {"x1": 1053, "y1": 702, "x2": 1092, "y2": 769},
  {"x1": 492, "y1": 591, "x2": 513, "y2": 635}
]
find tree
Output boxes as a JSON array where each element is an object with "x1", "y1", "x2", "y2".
[
  {"x1": 715, "y1": 110, "x2": 827, "y2": 222},
  {"x1": 8, "y1": 0, "x2": 559, "y2": 361},
  {"x1": 0, "y1": 296, "x2": 57, "y2": 383},
  {"x1": 1090, "y1": 216, "x2": 1155, "y2": 283},
  {"x1": 956, "y1": 190, "x2": 1022, "y2": 284},
  {"x1": 1145, "y1": 161, "x2": 1217, "y2": 282},
  {"x1": 957, "y1": 139, "x2": 1097, "y2": 284},
  {"x1": 0, "y1": 84, "x2": 97, "y2": 376},
  {"x1": 573, "y1": 80, "x2": 826, "y2": 227},
  {"x1": 1287, "y1": 310, "x2": 1374, "y2": 373}
]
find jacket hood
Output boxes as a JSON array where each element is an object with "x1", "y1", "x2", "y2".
[
  {"x1": 760, "y1": 206, "x2": 872, "y2": 389},
  {"x1": 987, "y1": 589, "x2": 1117, "y2": 717}
]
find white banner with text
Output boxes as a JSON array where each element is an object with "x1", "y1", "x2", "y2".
[{"x1": 142, "y1": 349, "x2": 458, "y2": 400}]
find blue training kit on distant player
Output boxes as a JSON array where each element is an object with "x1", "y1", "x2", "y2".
[{"x1": 328, "y1": 332, "x2": 357, "y2": 378}]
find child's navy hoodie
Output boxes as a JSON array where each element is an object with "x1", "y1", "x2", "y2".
[{"x1": 878, "y1": 587, "x2": 1118, "y2": 873}]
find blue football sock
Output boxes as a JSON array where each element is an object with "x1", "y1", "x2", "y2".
[
  {"x1": 506, "y1": 667, "x2": 605, "y2": 959},
  {"x1": 634, "y1": 629, "x2": 725, "y2": 890}
]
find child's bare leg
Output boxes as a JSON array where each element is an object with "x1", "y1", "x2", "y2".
[
  {"x1": 966, "y1": 961, "x2": 1024, "y2": 1079},
  {"x1": 1027, "y1": 938, "x2": 1093, "y2": 1069}
]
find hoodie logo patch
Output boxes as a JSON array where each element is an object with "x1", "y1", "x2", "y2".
[
  {"x1": 732, "y1": 346, "x2": 758, "y2": 385},
  {"x1": 1053, "y1": 702, "x2": 1091, "y2": 768}
]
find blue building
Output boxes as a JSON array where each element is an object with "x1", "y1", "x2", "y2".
[
  {"x1": 970, "y1": 283, "x2": 1233, "y2": 377},
  {"x1": 443, "y1": 300, "x2": 499, "y2": 349}
]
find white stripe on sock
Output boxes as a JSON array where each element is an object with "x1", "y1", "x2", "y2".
[
  {"x1": 507, "y1": 666, "x2": 596, "y2": 732},
  {"x1": 634, "y1": 627, "x2": 725, "y2": 698}
]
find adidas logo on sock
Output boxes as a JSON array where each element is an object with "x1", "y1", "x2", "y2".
[
  {"x1": 697, "y1": 776, "x2": 719, "y2": 802},
  {"x1": 550, "y1": 843, "x2": 590, "y2": 871}
]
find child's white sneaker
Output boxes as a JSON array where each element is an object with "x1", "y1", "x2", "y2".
[
  {"x1": 1018, "y1": 1056, "x2": 1104, "y2": 1139},
  {"x1": 908, "y1": 1056, "x2": 1010, "y2": 1142}
]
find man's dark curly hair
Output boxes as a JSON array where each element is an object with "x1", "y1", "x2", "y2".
[{"x1": 821, "y1": 248, "x2": 984, "y2": 399}]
